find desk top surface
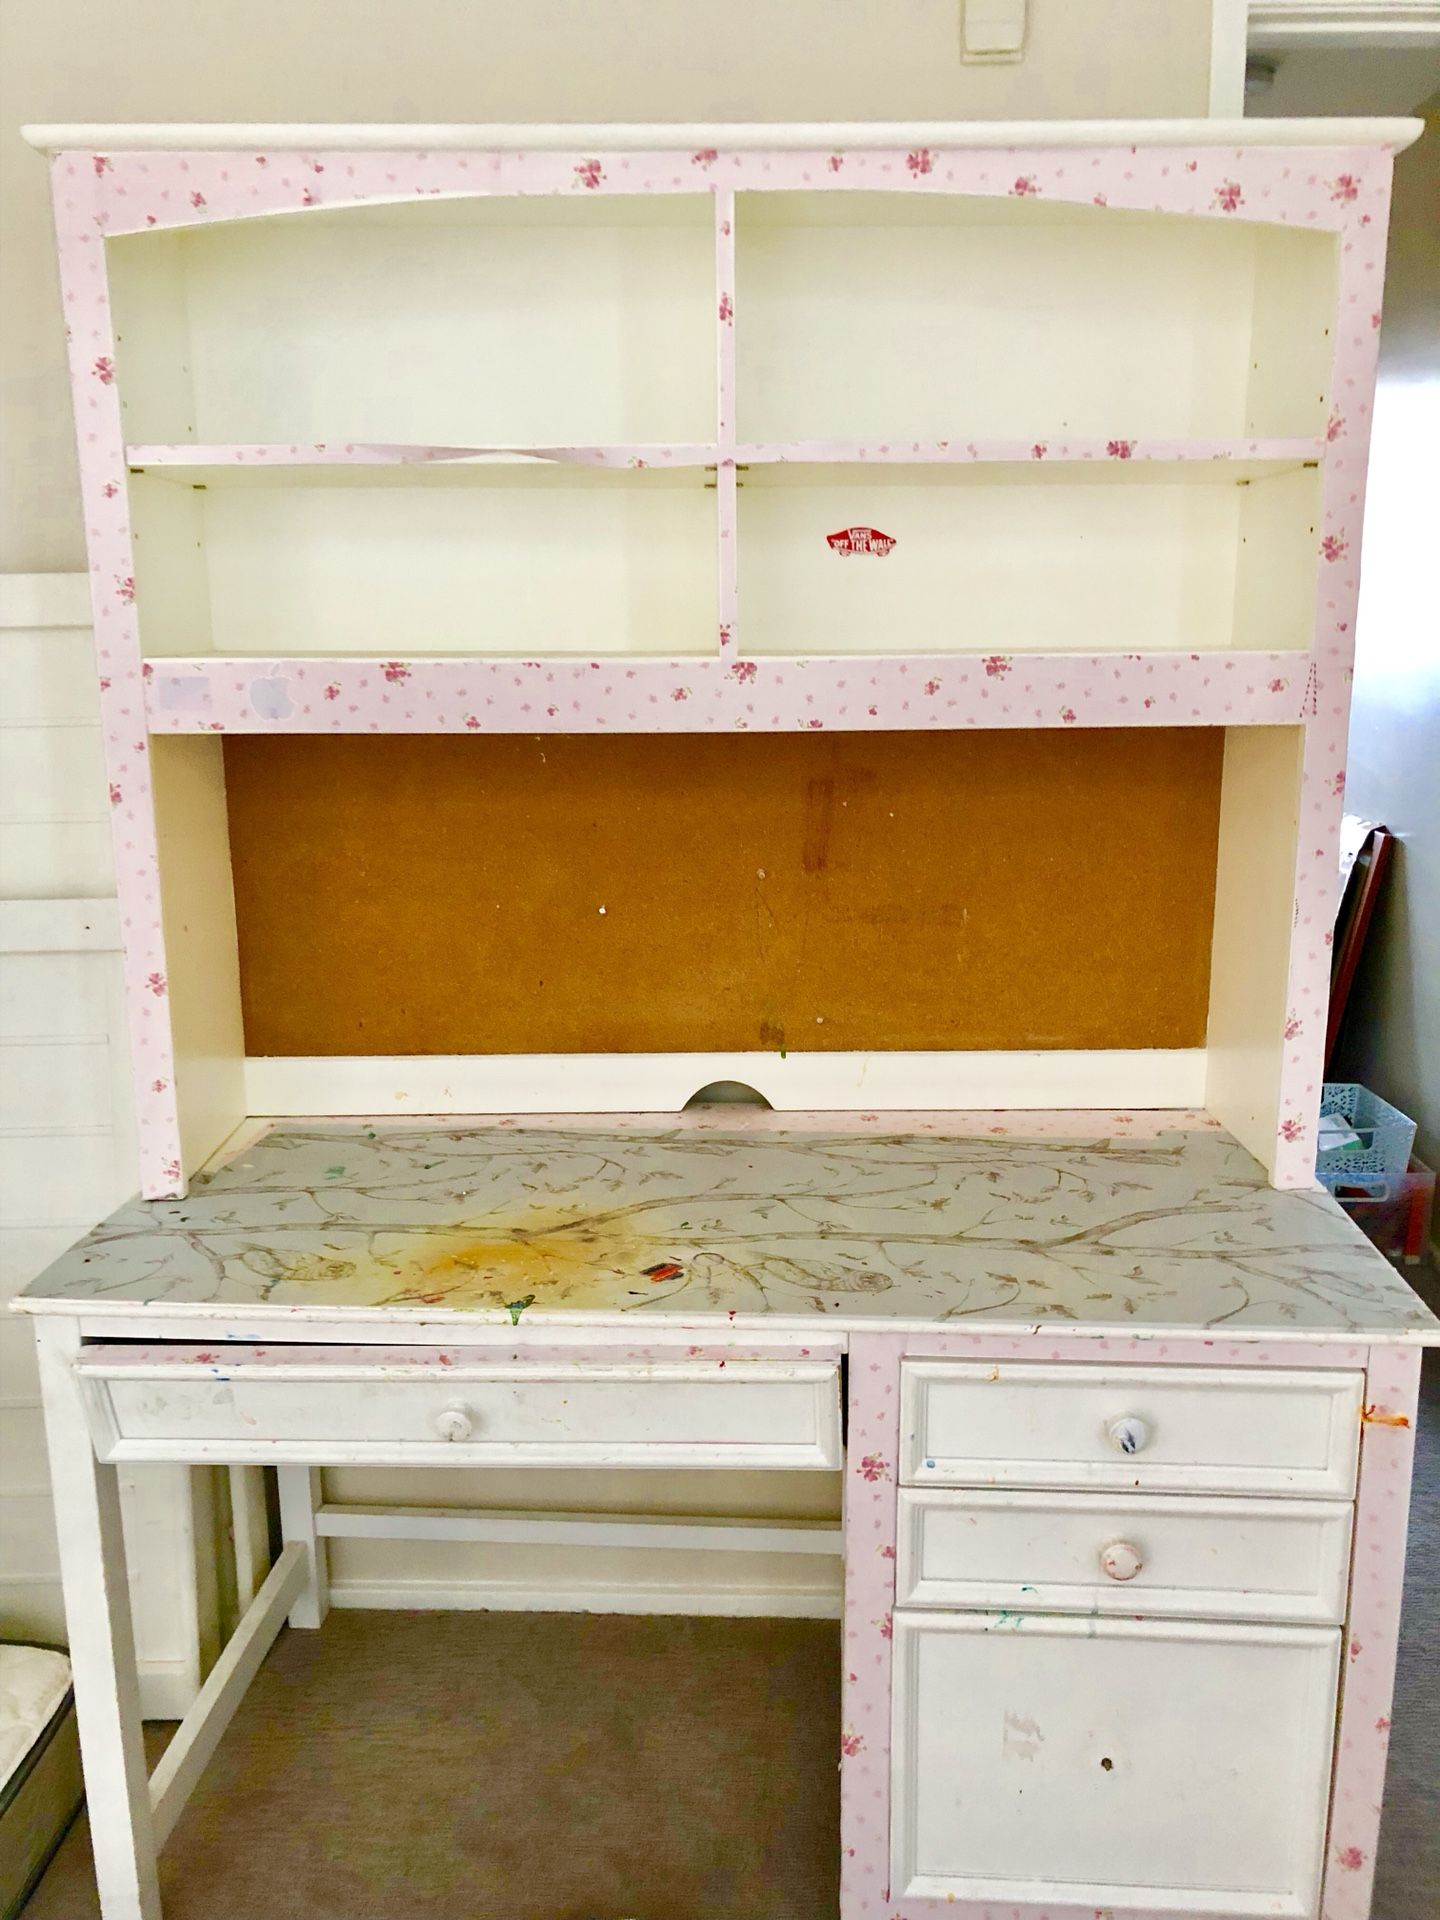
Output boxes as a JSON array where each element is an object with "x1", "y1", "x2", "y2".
[{"x1": 16, "y1": 1116, "x2": 1438, "y2": 1343}]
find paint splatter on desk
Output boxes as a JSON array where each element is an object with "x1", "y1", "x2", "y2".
[{"x1": 15, "y1": 1121, "x2": 1440, "y2": 1339}]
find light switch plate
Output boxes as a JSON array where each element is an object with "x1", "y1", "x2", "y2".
[{"x1": 962, "y1": 0, "x2": 1027, "y2": 62}]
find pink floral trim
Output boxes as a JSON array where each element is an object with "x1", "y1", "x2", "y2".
[
  {"x1": 70, "y1": 142, "x2": 1377, "y2": 244},
  {"x1": 143, "y1": 649, "x2": 1311, "y2": 737}
]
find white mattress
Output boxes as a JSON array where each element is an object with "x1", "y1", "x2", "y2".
[{"x1": 0, "y1": 1645, "x2": 71, "y2": 1797}]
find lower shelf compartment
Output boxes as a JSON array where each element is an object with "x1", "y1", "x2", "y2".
[
  {"x1": 740, "y1": 460, "x2": 1320, "y2": 657},
  {"x1": 129, "y1": 466, "x2": 720, "y2": 659}
]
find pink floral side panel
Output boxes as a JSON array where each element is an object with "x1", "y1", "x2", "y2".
[
  {"x1": 1321, "y1": 1342, "x2": 1422, "y2": 1918},
  {"x1": 1272, "y1": 155, "x2": 1395, "y2": 1186},
  {"x1": 51, "y1": 159, "x2": 185, "y2": 1197},
  {"x1": 841, "y1": 1331, "x2": 904, "y2": 1917}
]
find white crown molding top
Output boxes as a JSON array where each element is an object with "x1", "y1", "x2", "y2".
[
  {"x1": 1250, "y1": 3, "x2": 1440, "y2": 51},
  {"x1": 19, "y1": 117, "x2": 1425, "y2": 154}
]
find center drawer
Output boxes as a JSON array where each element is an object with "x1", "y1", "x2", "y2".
[
  {"x1": 901, "y1": 1360, "x2": 1363, "y2": 1497},
  {"x1": 74, "y1": 1342, "x2": 843, "y2": 1468},
  {"x1": 896, "y1": 1486, "x2": 1353, "y2": 1624}
]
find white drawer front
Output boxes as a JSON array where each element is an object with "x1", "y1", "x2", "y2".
[
  {"x1": 896, "y1": 1487, "x2": 1353, "y2": 1624},
  {"x1": 77, "y1": 1345, "x2": 842, "y2": 1468},
  {"x1": 892, "y1": 1611, "x2": 1340, "y2": 1916},
  {"x1": 901, "y1": 1360, "x2": 1363, "y2": 1496}
]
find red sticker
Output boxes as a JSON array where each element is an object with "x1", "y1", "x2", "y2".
[{"x1": 826, "y1": 525, "x2": 897, "y2": 557}]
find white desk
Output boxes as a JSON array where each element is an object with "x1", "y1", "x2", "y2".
[{"x1": 17, "y1": 1116, "x2": 1438, "y2": 1920}]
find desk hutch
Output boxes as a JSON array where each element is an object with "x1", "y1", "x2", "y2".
[{"x1": 15, "y1": 118, "x2": 1439, "y2": 1920}]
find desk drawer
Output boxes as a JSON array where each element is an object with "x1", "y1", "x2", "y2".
[
  {"x1": 75, "y1": 1343, "x2": 843, "y2": 1468},
  {"x1": 901, "y1": 1361, "x2": 1363, "y2": 1497},
  {"x1": 896, "y1": 1487, "x2": 1353, "y2": 1624},
  {"x1": 891, "y1": 1611, "x2": 1340, "y2": 1915}
]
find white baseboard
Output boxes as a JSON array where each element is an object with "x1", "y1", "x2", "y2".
[
  {"x1": 328, "y1": 1571, "x2": 841, "y2": 1620},
  {"x1": 247, "y1": 1048, "x2": 1208, "y2": 1117},
  {"x1": 137, "y1": 1657, "x2": 203, "y2": 1721}
]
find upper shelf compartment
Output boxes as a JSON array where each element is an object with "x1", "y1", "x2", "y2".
[
  {"x1": 127, "y1": 462, "x2": 718, "y2": 660},
  {"x1": 106, "y1": 195, "x2": 717, "y2": 447},
  {"x1": 735, "y1": 194, "x2": 1337, "y2": 445}
]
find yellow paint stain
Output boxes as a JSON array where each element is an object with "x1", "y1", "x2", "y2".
[
  {"x1": 396, "y1": 1208, "x2": 657, "y2": 1310},
  {"x1": 1361, "y1": 1404, "x2": 1411, "y2": 1429}
]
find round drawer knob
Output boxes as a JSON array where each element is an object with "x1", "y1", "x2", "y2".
[
  {"x1": 1100, "y1": 1540, "x2": 1144, "y2": 1583},
  {"x1": 435, "y1": 1403, "x2": 474, "y2": 1443},
  {"x1": 1107, "y1": 1415, "x2": 1150, "y2": 1456}
]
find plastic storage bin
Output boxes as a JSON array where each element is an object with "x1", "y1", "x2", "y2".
[
  {"x1": 1317, "y1": 1083, "x2": 1417, "y2": 1202},
  {"x1": 1341, "y1": 1156, "x2": 1436, "y2": 1265}
]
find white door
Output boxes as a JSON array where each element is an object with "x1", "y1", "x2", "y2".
[{"x1": 891, "y1": 1610, "x2": 1340, "y2": 1918}]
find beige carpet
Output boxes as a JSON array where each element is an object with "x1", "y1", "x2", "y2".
[{"x1": 23, "y1": 1612, "x2": 841, "y2": 1920}]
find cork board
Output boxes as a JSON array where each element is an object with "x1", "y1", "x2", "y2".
[{"x1": 224, "y1": 730, "x2": 1223, "y2": 1057}]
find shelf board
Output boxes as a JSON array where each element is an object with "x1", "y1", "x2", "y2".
[
  {"x1": 736, "y1": 439, "x2": 1324, "y2": 477},
  {"x1": 127, "y1": 443, "x2": 718, "y2": 485},
  {"x1": 125, "y1": 439, "x2": 1322, "y2": 490},
  {"x1": 141, "y1": 650, "x2": 1311, "y2": 735}
]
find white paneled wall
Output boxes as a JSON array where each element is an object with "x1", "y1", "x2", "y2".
[{"x1": 0, "y1": 574, "x2": 220, "y2": 1715}]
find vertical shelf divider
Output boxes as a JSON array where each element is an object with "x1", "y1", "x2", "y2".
[{"x1": 715, "y1": 187, "x2": 738, "y2": 656}]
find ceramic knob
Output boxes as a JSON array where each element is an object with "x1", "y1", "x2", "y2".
[
  {"x1": 1100, "y1": 1540, "x2": 1144, "y2": 1582},
  {"x1": 435, "y1": 1403, "x2": 474, "y2": 1443},
  {"x1": 1107, "y1": 1415, "x2": 1150, "y2": 1456}
]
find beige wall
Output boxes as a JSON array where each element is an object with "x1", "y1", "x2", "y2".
[{"x1": 0, "y1": 0, "x2": 1219, "y2": 572}]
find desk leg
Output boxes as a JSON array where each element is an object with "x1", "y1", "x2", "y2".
[
  {"x1": 35, "y1": 1319, "x2": 162, "y2": 1920},
  {"x1": 277, "y1": 1465, "x2": 329, "y2": 1628}
]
